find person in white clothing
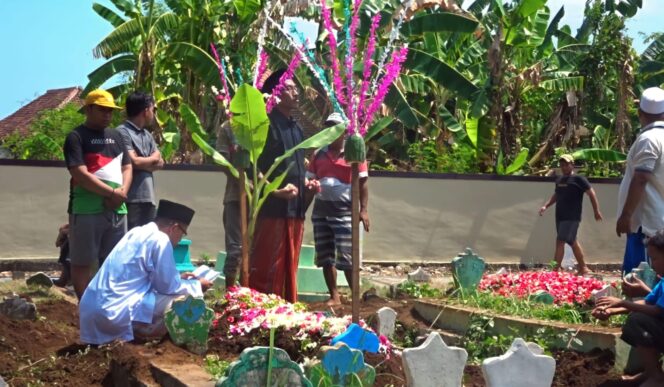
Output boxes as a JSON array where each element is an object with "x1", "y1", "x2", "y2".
[
  {"x1": 79, "y1": 199, "x2": 212, "y2": 345},
  {"x1": 617, "y1": 87, "x2": 664, "y2": 256}
]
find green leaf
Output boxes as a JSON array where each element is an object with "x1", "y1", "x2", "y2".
[
  {"x1": 163, "y1": 42, "x2": 223, "y2": 89},
  {"x1": 233, "y1": 0, "x2": 262, "y2": 22},
  {"x1": 230, "y1": 84, "x2": 270, "y2": 164},
  {"x1": 365, "y1": 117, "x2": 394, "y2": 141},
  {"x1": 92, "y1": 3, "x2": 126, "y2": 27},
  {"x1": 401, "y1": 13, "x2": 479, "y2": 36},
  {"x1": 496, "y1": 149, "x2": 505, "y2": 174},
  {"x1": 384, "y1": 85, "x2": 420, "y2": 127},
  {"x1": 256, "y1": 167, "x2": 291, "y2": 214},
  {"x1": 179, "y1": 103, "x2": 207, "y2": 140},
  {"x1": 506, "y1": 148, "x2": 529, "y2": 174},
  {"x1": 404, "y1": 49, "x2": 479, "y2": 99},
  {"x1": 440, "y1": 106, "x2": 463, "y2": 133},
  {"x1": 642, "y1": 34, "x2": 664, "y2": 62},
  {"x1": 83, "y1": 55, "x2": 137, "y2": 95},
  {"x1": 93, "y1": 18, "x2": 143, "y2": 58},
  {"x1": 273, "y1": 123, "x2": 346, "y2": 167},
  {"x1": 571, "y1": 148, "x2": 626, "y2": 162},
  {"x1": 539, "y1": 76, "x2": 584, "y2": 92},
  {"x1": 191, "y1": 133, "x2": 239, "y2": 178},
  {"x1": 515, "y1": 0, "x2": 546, "y2": 18},
  {"x1": 466, "y1": 117, "x2": 479, "y2": 148}
]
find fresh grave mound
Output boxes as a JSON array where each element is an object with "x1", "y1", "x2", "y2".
[
  {"x1": 479, "y1": 270, "x2": 613, "y2": 304},
  {"x1": 207, "y1": 287, "x2": 407, "y2": 385}
]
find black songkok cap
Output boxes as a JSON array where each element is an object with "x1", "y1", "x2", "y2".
[
  {"x1": 157, "y1": 200, "x2": 195, "y2": 226},
  {"x1": 260, "y1": 69, "x2": 286, "y2": 94}
]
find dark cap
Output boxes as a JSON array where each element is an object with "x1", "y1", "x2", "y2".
[
  {"x1": 157, "y1": 200, "x2": 195, "y2": 228},
  {"x1": 261, "y1": 69, "x2": 286, "y2": 94}
]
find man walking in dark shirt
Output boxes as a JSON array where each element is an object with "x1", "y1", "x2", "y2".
[{"x1": 539, "y1": 154, "x2": 603, "y2": 275}]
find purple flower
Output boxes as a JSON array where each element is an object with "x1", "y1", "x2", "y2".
[
  {"x1": 255, "y1": 51, "x2": 269, "y2": 90},
  {"x1": 321, "y1": 2, "x2": 345, "y2": 107},
  {"x1": 358, "y1": 13, "x2": 381, "y2": 128},
  {"x1": 266, "y1": 52, "x2": 302, "y2": 113}
]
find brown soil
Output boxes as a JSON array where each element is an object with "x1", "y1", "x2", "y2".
[{"x1": 0, "y1": 290, "x2": 644, "y2": 387}]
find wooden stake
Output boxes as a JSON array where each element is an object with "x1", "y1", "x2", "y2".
[
  {"x1": 239, "y1": 168, "x2": 250, "y2": 287},
  {"x1": 351, "y1": 163, "x2": 360, "y2": 324}
]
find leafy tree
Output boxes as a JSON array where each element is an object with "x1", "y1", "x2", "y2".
[{"x1": 2, "y1": 104, "x2": 84, "y2": 160}]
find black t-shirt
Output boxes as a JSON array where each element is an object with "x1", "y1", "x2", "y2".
[
  {"x1": 555, "y1": 174, "x2": 591, "y2": 221},
  {"x1": 63, "y1": 125, "x2": 130, "y2": 214},
  {"x1": 256, "y1": 110, "x2": 306, "y2": 219}
]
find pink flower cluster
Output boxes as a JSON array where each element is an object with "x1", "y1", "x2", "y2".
[
  {"x1": 210, "y1": 43, "x2": 232, "y2": 117},
  {"x1": 214, "y1": 287, "x2": 392, "y2": 353},
  {"x1": 254, "y1": 51, "x2": 270, "y2": 90},
  {"x1": 478, "y1": 271, "x2": 611, "y2": 305}
]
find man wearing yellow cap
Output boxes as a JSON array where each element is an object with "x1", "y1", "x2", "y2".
[{"x1": 63, "y1": 89, "x2": 132, "y2": 299}]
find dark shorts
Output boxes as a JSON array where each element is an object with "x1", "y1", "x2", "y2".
[
  {"x1": 621, "y1": 312, "x2": 664, "y2": 353},
  {"x1": 69, "y1": 212, "x2": 126, "y2": 267},
  {"x1": 126, "y1": 202, "x2": 156, "y2": 230},
  {"x1": 556, "y1": 220, "x2": 580, "y2": 244},
  {"x1": 313, "y1": 215, "x2": 353, "y2": 271}
]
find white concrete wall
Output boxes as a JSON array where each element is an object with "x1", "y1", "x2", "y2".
[{"x1": 0, "y1": 163, "x2": 625, "y2": 263}]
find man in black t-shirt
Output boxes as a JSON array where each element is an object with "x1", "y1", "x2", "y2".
[
  {"x1": 63, "y1": 89, "x2": 132, "y2": 299},
  {"x1": 539, "y1": 155, "x2": 603, "y2": 275}
]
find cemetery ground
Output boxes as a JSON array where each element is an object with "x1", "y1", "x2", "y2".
[{"x1": 0, "y1": 266, "x2": 644, "y2": 386}]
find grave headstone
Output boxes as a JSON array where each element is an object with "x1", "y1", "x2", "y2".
[
  {"x1": 164, "y1": 295, "x2": 214, "y2": 355},
  {"x1": 408, "y1": 267, "x2": 431, "y2": 283},
  {"x1": 376, "y1": 307, "x2": 397, "y2": 338},
  {"x1": 451, "y1": 248, "x2": 486, "y2": 291},
  {"x1": 531, "y1": 290, "x2": 555, "y2": 304},
  {"x1": 26, "y1": 272, "x2": 53, "y2": 288},
  {"x1": 402, "y1": 331, "x2": 468, "y2": 387},
  {"x1": 482, "y1": 338, "x2": 555, "y2": 387},
  {"x1": 495, "y1": 267, "x2": 508, "y2": 275},
  {"x1": 590, "y1": 285, "x2": 619, "y2": 303},
  {"x1": 217, "y1": 346, "x2": 312, "y2": 387},
  {"x1": 313, "y1": 342, "x2": 375, "y2": 386},
  {"x1": 331, "y1": 323, "x2": 380, "y2": 353},
  {"x1": 0, "y1": 295, "x2": 36, "y2": 320}
]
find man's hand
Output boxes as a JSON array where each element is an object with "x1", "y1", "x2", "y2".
[
  {"x1": 538, "y1": 206, "x2": 547, "y2": 216},
  {"x1": 591, "y1": 307, "x2": 612, "y2": 321},
  {"x1": 180, "y1": 272, "x2": 196, "y2": 280},
  {"x1": 595, "y1": 296, "x2": 623, "y2": 309},
  {"x1": 616, "y1": 213, "x2": 631, "y2": 237},
  {"x1": 622, "y1": 275, "x2": 651, "y2": 298},
  {"x1": 199, "y1": 278, "x2": 213, "y2": 292},
  {"x1": 104, "y1": 188, "x2": 127, "y2": 210},
  {"x1": 594, "y1": 210, "x2": 603, "y2": 222},
  {"x1": 272, "y1": 183, "x2": 299, "y2": 200},
  {"x1": 305, "y1": 178, "x2": 320, "y2": 193},
  {"x1": 360, "y1": 209, "x2": 370, "y2": 232}
]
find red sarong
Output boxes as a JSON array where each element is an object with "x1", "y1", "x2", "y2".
[{"x1": 249, "y1": 217, "x2": 304, "y2": 303}]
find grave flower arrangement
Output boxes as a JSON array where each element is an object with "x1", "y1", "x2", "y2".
[
  {"x1": 478, "y1": 271, "x2": 613, "y2": 305},
  {"x1": 212, "y1": 287, "x2": 392, "y2": 354}
]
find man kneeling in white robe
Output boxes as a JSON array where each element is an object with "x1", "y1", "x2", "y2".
[{"x1": 79, "y1": 199, "x2": 212, "y2": 345}]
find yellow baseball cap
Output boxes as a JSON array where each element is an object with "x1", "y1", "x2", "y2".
[
  {"x1": 83, "y1": 89, "x2": 122, "y2": 109},
  {"x1": 559, "y1": 154, "x2": 574, "y2": 163}
]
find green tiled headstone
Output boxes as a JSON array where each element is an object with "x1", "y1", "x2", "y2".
[
  {"x1": 531, "y1": 290, "x2": 555, "y2": 304},
  {"x1": 217, "y1": 346, "x2": 312, "y2": 387},
  {"x1": 165, "y1": 295, "x2": 214, "y2": 355},
  {"x1": 451, "y1": 248, "x2": 486, "y2": 291}
]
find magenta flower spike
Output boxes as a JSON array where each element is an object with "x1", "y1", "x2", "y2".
[
  {"x1": 210, "y1": 43, "x2": 232, "y2": 117},
  {"x1": 255, "y1": 51, "x2": 270, "y2": 90},
  {"x1": 321, "y1": 1, "x2": 346, "y2": 108},
  {"x1": 266, "y1": 52, "x2": 302, "y2": 113},
  {"x1": 345, "y1": 0, "x2": 363, "y2": 135},
  {"x1": 357, "y1": 13, "x2": 381, "y2": 129},
  {"x1": 361, "y1": 46, "x2": 408, "y2": 134}
]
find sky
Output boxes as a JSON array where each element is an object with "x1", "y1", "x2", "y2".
[{"x1": 0, "y1": 0, "x2": 659, "y2": 119}]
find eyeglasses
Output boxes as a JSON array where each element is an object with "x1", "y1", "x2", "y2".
[{"x1": 174, "y1": 223, "x2": 187, "y2": 236}]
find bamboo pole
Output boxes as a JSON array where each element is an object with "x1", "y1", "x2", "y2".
[
  {"x1": 239, "y1": 168, "x2": 250, "y2": 287},
  {"x1": 351, "y1": 163, "x2": 360, "y2": 323}
]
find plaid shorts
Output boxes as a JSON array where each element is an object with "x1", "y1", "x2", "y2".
[{"x1": 313, "y1": 215, "x2": 353, "y2": 271}]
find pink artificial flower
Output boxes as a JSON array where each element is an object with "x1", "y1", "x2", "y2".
[
  {"x1": 266, "y1": 52, "x2": 302, "y2": 113},
  {"x1": 321, "y1": 1, "x2": 345, "y2": 107},
  {"x1": 255, "y1": 51, "x2": 270, "y2": 90},
  {"x1": 357, "y1": 13, "x2": 381, "y2": 126}
]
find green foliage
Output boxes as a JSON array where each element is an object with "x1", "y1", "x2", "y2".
[
  {"x1": 204, "y1": 354, "x2": 232, "y2": 380},
  {"x1": 396, "y1": 280, "x2": 443, "y2": 298},
  {"x1": 2, "y1": 103, "x2": 85, "y2": 160},
  {"x1": 230, "y1": 84, "x2": 270, "y2": 164},
  {"x1": 407, "y1": 139, "x2": 479, "y2": 174}
]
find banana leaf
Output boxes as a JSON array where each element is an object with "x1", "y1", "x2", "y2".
[
  {"x1": 179, "y1": 103, "x2": 207, "y2": 140},
  {"x1": 571, "y1": 148, "x2": 626, "y2": 162},
  {"x1": 83, "y1": 55, "x2": 137, "y2": 95},
  {"x1": 401, "y1": 13, "x2": 479, "y2": 36},
  {"x1": 93, "y1": 3, "x2": 126, "y2": 27},
  {"x1": 506, "y1": 148, "x2": 529, "y2": 174},
  {"x1": 404, "y1": 49, "x2": 478, "y2": 99},
  {"x1": 229, "y1": 84, "x2": 269, "y2": 164},
  {"x1": 191, "y1": 133, "x2": 239, "y2": 178}
]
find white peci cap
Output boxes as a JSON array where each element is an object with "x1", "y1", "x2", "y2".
[{"x1": 639, "y1": 87, "x2": 664, "y2": 115}]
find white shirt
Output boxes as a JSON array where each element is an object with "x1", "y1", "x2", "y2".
[
  {"x1": 617, "y1": 121, "x2": 664, "y2": 236},
  {"x1": 79, "y1": 222, "x2": 203, "y2": 345}
]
